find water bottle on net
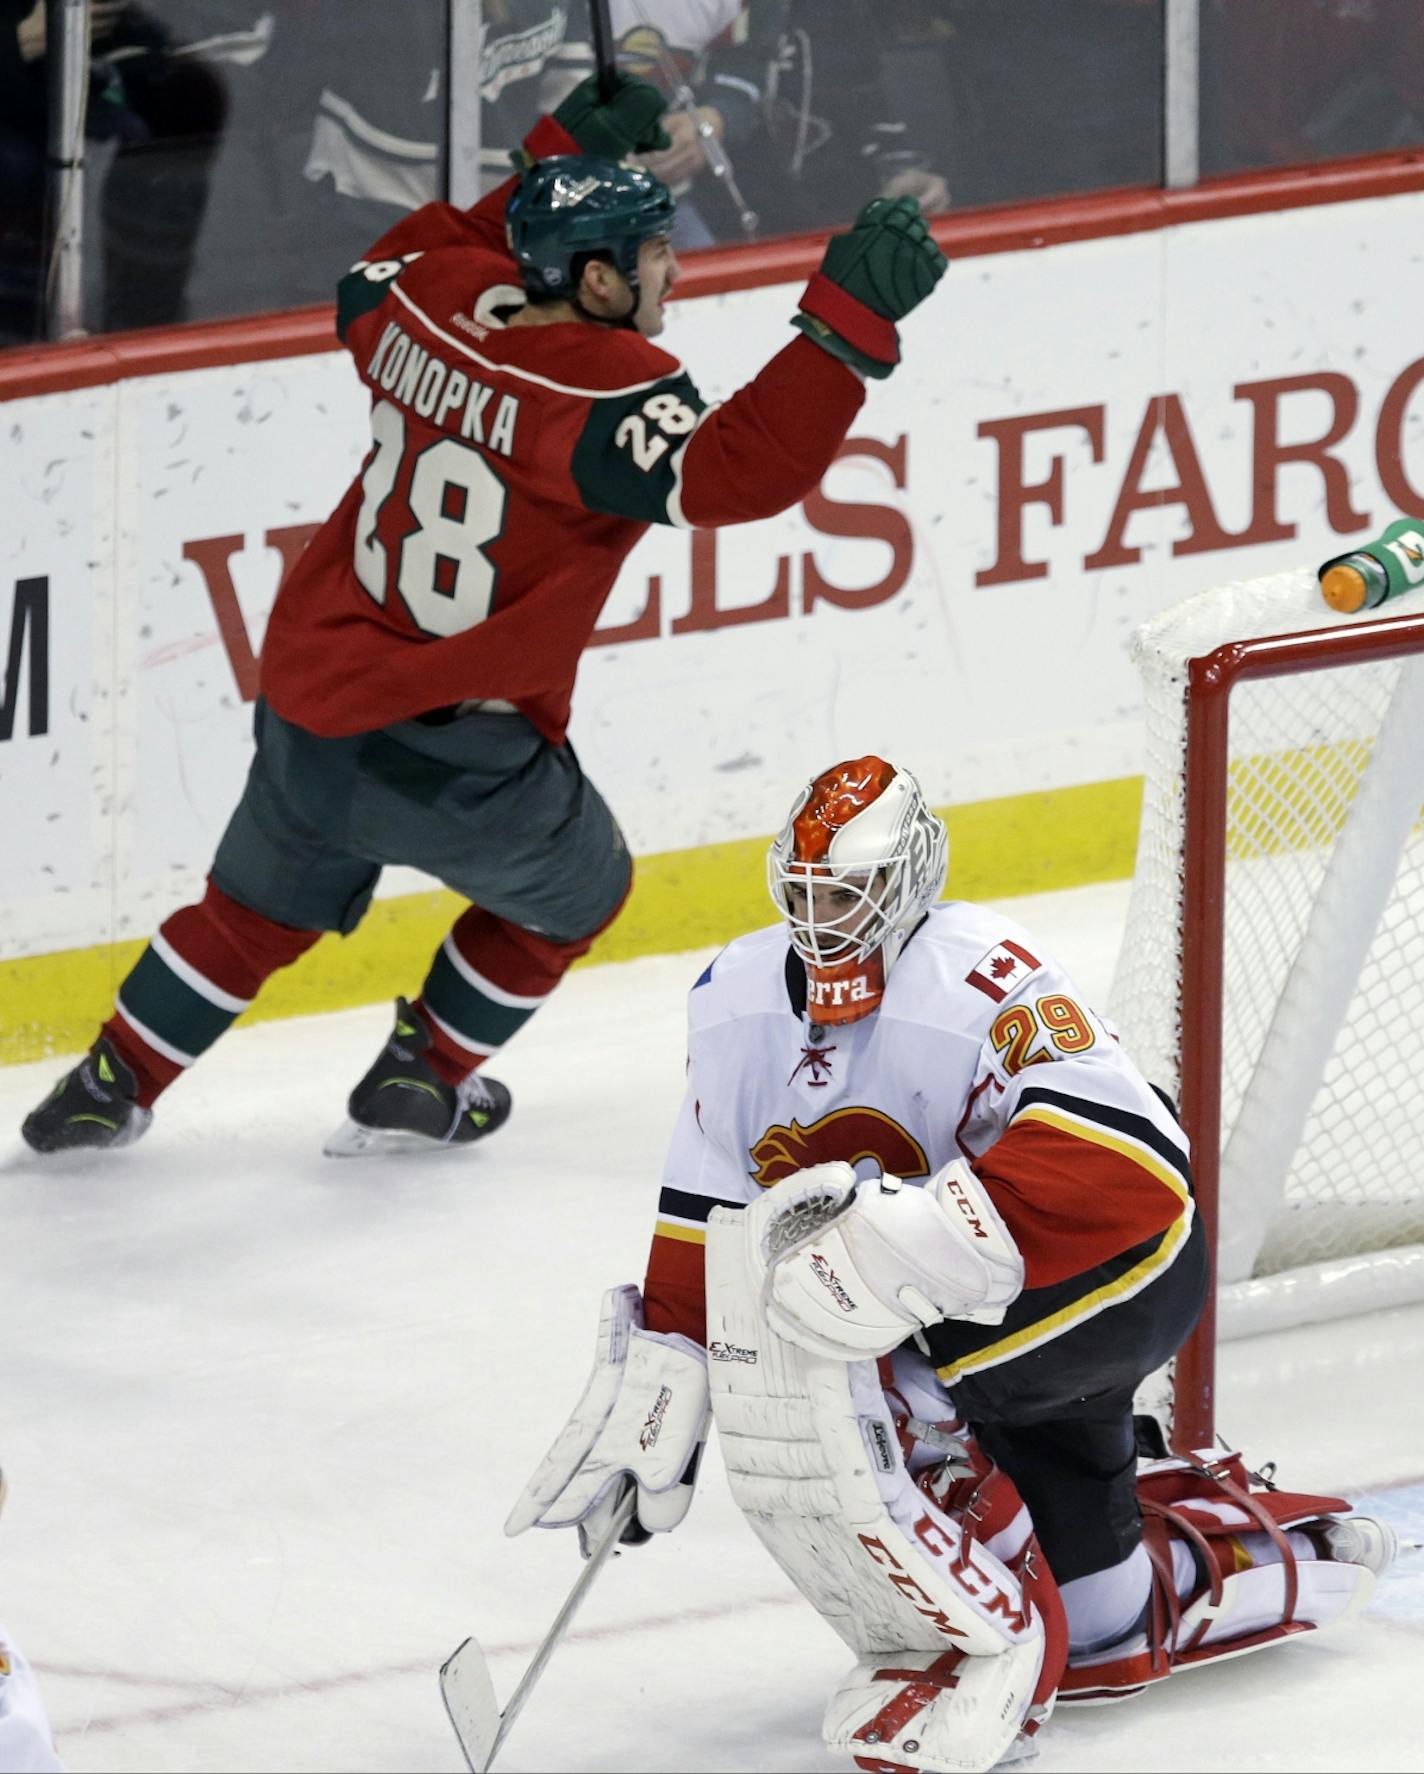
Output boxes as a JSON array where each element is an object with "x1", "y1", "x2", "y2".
[{"x1": 1318, "y1": 518, "x2": 1424, "y2": 613}]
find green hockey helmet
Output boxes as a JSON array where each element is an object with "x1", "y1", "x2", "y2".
[{"x1": 506, "y1": 155, "x2": 676, "y2": 303}]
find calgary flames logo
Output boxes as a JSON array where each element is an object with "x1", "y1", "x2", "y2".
[{"x1": 750, "y1": 1107, "x2": 929, "y2": 1187}]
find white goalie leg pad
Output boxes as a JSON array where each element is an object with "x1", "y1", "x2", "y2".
[
  {"x1": 822, "y1": 1647, "x2": 1042, "y2": 1774},
  {"x1": 706, "y1": 1207, "x2": 1053, "y2": 1774},
  {"x1": 506, "y1": 1283, "x2": 710, "y2": 1538}
]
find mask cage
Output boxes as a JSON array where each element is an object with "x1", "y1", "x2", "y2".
[{"x1": 766, "y1": 780, "x2": 949, "y2": 969}]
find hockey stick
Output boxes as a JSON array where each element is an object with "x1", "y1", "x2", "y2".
[
  {"x1": 624, "y1": 0, "x2": 759, "y2": 237},
  {"x1": 589, "y1": 0, "x2": 617, "y2": 101},
  {"x1": 440, "y1": 1483, "x2": 638, "y2": 1773}
]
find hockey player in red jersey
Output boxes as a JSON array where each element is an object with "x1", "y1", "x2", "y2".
[
  {"x1": 508, "y1": 757, "x2": 1398, "y2": 1771},
  {"x1": 21, "y1": 75, "x2": 947, "y2": 1159}
]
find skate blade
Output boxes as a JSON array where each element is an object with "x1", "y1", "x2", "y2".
[{"x1": 322, "y1": 1117, "x2": 458, "y2": 1160}]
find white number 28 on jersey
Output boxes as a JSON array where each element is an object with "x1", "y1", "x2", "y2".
[
  {"x1": 354, "y1": 399, "x2": 506, "y2": 636},
  {"x1": 614, "y1": 390, "x2": 699, "y2": 471}
]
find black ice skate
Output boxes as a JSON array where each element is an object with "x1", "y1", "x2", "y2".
[
  {"x1": 21, "y1": 1037, "x2": 153, "y2": 1154},
  {"x1": 323, "y1": 997, "x2": 512, "y2": 1158}
]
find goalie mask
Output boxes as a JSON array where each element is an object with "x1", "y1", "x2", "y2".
[{"x1": 768, "y1": 756, "x2": 948, "y2": 1026}]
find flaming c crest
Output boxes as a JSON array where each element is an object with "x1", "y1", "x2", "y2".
[{"x1": 750, "y1": 1107, "x2": 930, "y2": 1187}]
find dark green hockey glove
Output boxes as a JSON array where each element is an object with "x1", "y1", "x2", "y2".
[
  {"x1": 793, "y1": 197, "x2": 949, "y2": 379},
  {"x1": 824, "y1": 197, "x2": 948, "y2": 321},
  {"x1": 553, "y1": 70, "x2": 672, "y2": 160}
]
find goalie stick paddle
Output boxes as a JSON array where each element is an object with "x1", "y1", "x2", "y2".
[
  {"x1": 589, "y1": 0, "x2": 616, "y2": 101},
  {"x1": 440, "y1": 1483, "x2": 639, "y2": 1773}
]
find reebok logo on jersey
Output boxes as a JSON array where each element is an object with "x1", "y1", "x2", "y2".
[
  {"x1": 639, "y1": 1384, "x2": 673, "y2": 1451},
  {"x1": 809, "y1": 1252, "x2": 858, "y2": 1313},
  {"x1": 965, "y1": 939, "x2": 1042, "y2": 1003}
]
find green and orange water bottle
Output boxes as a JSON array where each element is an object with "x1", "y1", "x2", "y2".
[{"x1": 1318, "y1": 517, "x2": 1424, "y2": 612}]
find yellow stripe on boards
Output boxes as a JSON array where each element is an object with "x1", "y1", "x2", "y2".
[{"x1": 0, "y1": 775, "x2": 1144, "y2": 1066}]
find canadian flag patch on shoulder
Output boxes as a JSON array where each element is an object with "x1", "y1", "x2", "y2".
[{"x1": 966, "y1": 938, "x2": 1042, "y2": 1003}]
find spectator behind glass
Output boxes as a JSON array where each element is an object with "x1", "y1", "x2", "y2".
[
  {"x1": 607, "y1": 0, "x2": 762, "y2": 249},
  {"x1": 723, "y1": 1, "x2": 953, "y2": 241},
  {"x1": 1201, "y1": 0, "x2": 1424, "y2": 176},
  {"x1": 90, "y1": 3, "x2": 230, "y2": 330},
  {"x1": 475, "y1": 0, "x2": 589, "y2": 192},
  {"x1": 0, "y1": 0, "x2": 53, "y2": 342},
  {"x1": 0, "y1": 1, "x2": 230, "y2": 340},
  {"x1": 260, "y1": 0, "x2": 583, "y2": 306}
]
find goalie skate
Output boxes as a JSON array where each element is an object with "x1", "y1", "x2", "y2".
[
  {"x1": 1059, "y1": 1450, "x2": 1394, "y2": 1704},
  {"x1": 323, "y1": 998, "x2": 511, "y2": 1158}
]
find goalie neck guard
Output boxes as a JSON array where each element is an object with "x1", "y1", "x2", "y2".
[{"x1": 767, "y1": 757, "x2": 948, "y2": 1027}]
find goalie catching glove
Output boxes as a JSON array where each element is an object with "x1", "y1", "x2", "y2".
[
  {"x1": 795, "y1": 196, "x2": 949, "y2": 380},
  {"x1": 506, "y1": 1284, "x2": 710, "y2": 1554},
  {"x1": 750, "y1": 1159, "x2": 1024, "y2": 1360}
]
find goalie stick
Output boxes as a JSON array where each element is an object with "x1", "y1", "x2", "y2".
[{"x1": 439, "y1": 1483, "x2": 638, "y2": 1772}]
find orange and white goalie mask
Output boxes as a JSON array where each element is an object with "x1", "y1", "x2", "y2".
[{"x1": 767, "y1": 756, "x2": 948, "y2": 1026}]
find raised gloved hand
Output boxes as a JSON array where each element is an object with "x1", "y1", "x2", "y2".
[
  {"x1": 553, "y1": 69, "x2": 672, "y2": 160},
  {"x1": 794, "y1": 196, "x2": 949, "y2": 379}
]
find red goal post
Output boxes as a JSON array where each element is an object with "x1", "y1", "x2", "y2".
[{"x1": 1109, "y1": 569, "x2": 1424, "y2": 1452}]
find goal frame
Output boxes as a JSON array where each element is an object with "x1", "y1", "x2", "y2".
[{"x1": 1171, "y1": 605, "x2": 1424, "y2": 1451}]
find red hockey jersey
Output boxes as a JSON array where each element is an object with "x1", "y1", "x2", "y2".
[{"x1": 259, "y1": 117, "x2": 866, "y2": 742}]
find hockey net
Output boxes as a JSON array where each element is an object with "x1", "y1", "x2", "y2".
[{"x1": 1108, "y1": 566, "x2": 1424, "y2": 1449}]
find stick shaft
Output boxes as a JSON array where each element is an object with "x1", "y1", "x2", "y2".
[
  {"x1": 589, "y1": 0, "x2": 616, "y2": 100},
  {"x1": 485, "y1": 1485, "x2": 638, "y2": 1769}
]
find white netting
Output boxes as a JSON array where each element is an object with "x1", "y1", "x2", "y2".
[{"x1": 1110, "y1": 570, "x2": 1424, "y2": 1328}]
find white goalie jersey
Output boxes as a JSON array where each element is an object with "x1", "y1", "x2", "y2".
[{"x1": 642, "y1": 903, "x2": 1196, "y2": 1384}]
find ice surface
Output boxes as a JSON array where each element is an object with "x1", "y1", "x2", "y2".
[{"x1": 1, "y1": 882, "x2": 1419, "y2": 1773}]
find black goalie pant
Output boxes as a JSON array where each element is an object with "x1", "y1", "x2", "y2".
[{"x1": 923, "y1": 1215, "x2": 1210, "y2": 1585}]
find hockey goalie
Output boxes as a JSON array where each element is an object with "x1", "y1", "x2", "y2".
[{"x1": 508, "y1": 756, "x2": 1396, "y2": 1771}]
